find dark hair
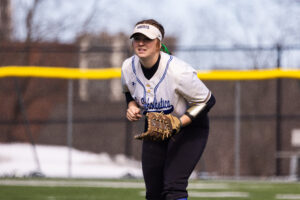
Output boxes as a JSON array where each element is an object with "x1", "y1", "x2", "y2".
[{"x1": 135, "y1": 19, "x2": 165, "y2": 39}]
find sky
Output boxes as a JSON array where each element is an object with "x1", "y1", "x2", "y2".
[
  {"x1": 11, "y1": 0, "x2": 300, "y2": 46},
  {"x1": 10, "y1": 0, "x2": 300, "y2": 69}
]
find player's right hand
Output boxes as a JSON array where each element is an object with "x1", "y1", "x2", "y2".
[{"x1": 126, "y1": 102, "x2": 142, "y2": 121}]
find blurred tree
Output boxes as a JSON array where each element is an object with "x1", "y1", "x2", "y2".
[
  {"x1": 0, "y1": 0, "x2": 12, "y2": 42},
  {"x1": 24, "y1": 0, "x2": 42, "y2": 43},
  {"x1": 17, "y1": 0, "x2": 99, "y2": 43},
  {"x1": 1, "y1": 0, "x2": 101, "y2": 142}
]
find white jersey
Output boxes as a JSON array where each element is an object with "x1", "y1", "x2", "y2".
[{"x1": 121, "y1": 52, "x2": 211, "y2": 117}]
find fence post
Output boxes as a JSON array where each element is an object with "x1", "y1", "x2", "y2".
[
  {"x1": 234, "y1": 81, "x2": 241, "y2": 178},
  {"x1": 275, "y1": 44, "x2": 282, "y2": 176},
  {"x1": 67, "y1": 79, "x2": 73, "y2": 178}
]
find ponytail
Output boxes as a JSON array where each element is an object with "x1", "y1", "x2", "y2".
[{"x1": 160, "y1": 43, "x2": 171, "y2": 55}]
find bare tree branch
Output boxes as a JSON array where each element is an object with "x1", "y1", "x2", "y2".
[{"x1": 25, "y1": 0, "x2": 43, "y2": 43}]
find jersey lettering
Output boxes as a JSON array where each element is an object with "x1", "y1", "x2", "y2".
[{"x1": 141, "y1": 97, "x2": 174, "y2": 114}]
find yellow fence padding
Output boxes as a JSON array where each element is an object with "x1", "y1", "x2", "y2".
[
  {"x1": 197, "y1": 68, "x2": 300, "y2": 80},
  {"x1": 0, "y1": 66, "x2": 300, "y2": 80},
  {"x1": 0, "y1": 66, "x2": 122, "y2": 80}
]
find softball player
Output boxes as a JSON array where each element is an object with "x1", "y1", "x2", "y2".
[{"x1": 121, "y1": 19, "x2": 215, "y2": 200}]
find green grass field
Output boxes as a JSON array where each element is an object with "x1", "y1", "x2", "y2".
[{"x1": 0, "y1": 178, "x2": 299, "y2": 200}]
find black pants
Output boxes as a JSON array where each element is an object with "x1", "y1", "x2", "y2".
[{"x1": 141, "y1": 115, "x2": 209, "y2": 200}]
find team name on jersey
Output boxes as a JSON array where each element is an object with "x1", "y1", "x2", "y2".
[{"x1": 141, "y1": 97, "x2": 174, "y2": 114}]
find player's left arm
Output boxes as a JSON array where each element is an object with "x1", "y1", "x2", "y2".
[
  {"x1": 176, "y1": 68, "x2": 216, "y2": 126},
  {"x1": 179, "y1": 93, "x2": 216, "y2": 127},
  {"x1": 184, "y1": 92, "x2": 215, "y2": 120}
]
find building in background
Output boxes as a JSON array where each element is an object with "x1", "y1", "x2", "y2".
[{"x1": 78, "y1": 33, "x2": 130, "y2": 102}]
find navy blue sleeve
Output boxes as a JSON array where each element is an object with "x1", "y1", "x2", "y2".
[{"x1": 125, "y1": 92, "x2": 134, "y2": 105}]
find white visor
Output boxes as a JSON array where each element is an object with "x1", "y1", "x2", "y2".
[{"x1": 130, "y1": 24, "x2": 162, "y2": 41}]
